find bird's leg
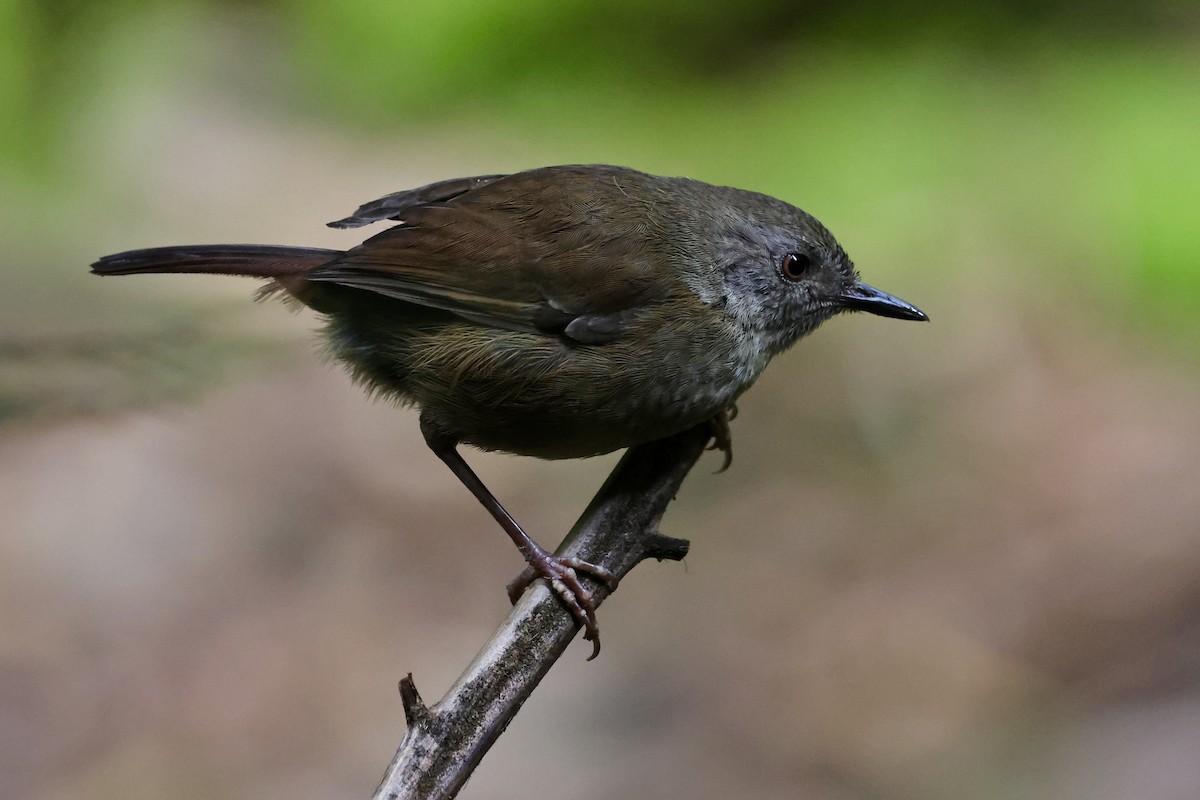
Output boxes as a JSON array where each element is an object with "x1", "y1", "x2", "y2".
[
  {"x1": 420, "y1": 418, "x2": 617, "y2": 659},
  {"x1": 706, "y1": 404, "x2": 737, "y2": 473}
]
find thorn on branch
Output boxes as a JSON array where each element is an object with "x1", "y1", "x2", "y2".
[
  {"x1": 505, "y1": 567, "x2": 537, "y2": 604},
  {"x1": 399, "y1": 673, "x2": 430, "y2": 730},
  {"x1": 640, "y1": 532, "x2": 690, "y2": 562}
]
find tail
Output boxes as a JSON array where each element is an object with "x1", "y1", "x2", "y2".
[{"x1": 91, "y1": 245, "x2": 341, "y2": 279}]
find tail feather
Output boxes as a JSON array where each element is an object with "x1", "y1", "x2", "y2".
[{"x1": 91, "y1": 245, "x2": 340, "y2": 278}]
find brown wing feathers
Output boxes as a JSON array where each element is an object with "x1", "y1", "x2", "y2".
[{"x1": 93, "y1": 168, "x2": 670, "y2": 344}]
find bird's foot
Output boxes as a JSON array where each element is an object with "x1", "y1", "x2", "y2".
[
  {"x1": 507, "y1": 549, "x2": 618, "y2": 660},
  {"x1": 706, "y1": 405, "x2": 737, "y2": 472}
]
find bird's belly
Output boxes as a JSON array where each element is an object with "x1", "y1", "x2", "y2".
[
  {"x1": 422, "y1": 347, "x2": 750, "y2": 459},
  {"x1": 329, "y1": 317, "x2": 763, "y2": 459}
]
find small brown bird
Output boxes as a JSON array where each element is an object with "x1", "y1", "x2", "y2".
[{"x1": 92, "y1": 164, "x2": 927, "y2": 657}]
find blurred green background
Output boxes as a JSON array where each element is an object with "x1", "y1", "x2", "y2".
[{"x1": 2, "y1": 2, "x2": 1199, "y2": 799}]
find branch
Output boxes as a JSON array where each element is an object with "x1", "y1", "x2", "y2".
[{"x1": 372, "y1": 425, "x2": 711, "y2": 800}]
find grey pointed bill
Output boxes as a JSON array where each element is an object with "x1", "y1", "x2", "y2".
[{"x1": 839, "y1": 281, "x2": 928, "y2": 322}]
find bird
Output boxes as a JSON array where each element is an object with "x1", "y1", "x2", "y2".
[{"x1": 92, "y1": 164, "x2": 927, "y2": 657}]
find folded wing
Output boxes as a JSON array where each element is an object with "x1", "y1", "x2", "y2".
[{"x1": 311, "y1": 166, "x2": 671, "y2": 344}]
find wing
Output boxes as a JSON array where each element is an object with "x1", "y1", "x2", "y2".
[
  {"x1": 327, "y1": 174, "x2": 509, "y2": 229},
  {"x1": 311, "y1": 166, "x2": 674, "y2": 343}
]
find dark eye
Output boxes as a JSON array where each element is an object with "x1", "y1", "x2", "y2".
[{"x1": 780, "y1": 252, "x2": 813, "y2": 281}]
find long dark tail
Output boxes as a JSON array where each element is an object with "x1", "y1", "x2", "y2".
[{"x1": 91, "y1": 245, "x2": 341, "y2": 278}]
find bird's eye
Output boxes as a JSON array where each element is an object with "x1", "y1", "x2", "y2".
[{"x1": 780, "y1": 252, "x2": 813, "y2": 281}]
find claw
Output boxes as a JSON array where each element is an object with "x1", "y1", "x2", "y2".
[
  {"x1": 422, "y1": 431, "x2": 621, "y2": 660},
  {"x1": 509, "y1": 550, "x2": 616, "y2": 660},
  {"x1": 706, "y1": 408, "x2": 735, "y2": 473}
]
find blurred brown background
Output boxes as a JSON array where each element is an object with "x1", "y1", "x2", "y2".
[{"x1": 2, "y1": 2, "x2": 1199, "y2": 798}]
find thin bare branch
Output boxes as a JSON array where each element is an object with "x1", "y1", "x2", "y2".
[{"x1": 372, "y1": 425, "x2": 710, "y2": 800}]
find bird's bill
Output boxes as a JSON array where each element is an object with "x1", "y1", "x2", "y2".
[{"x1": 839, "y1": 281, "x2": 928, "y2": 321}]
